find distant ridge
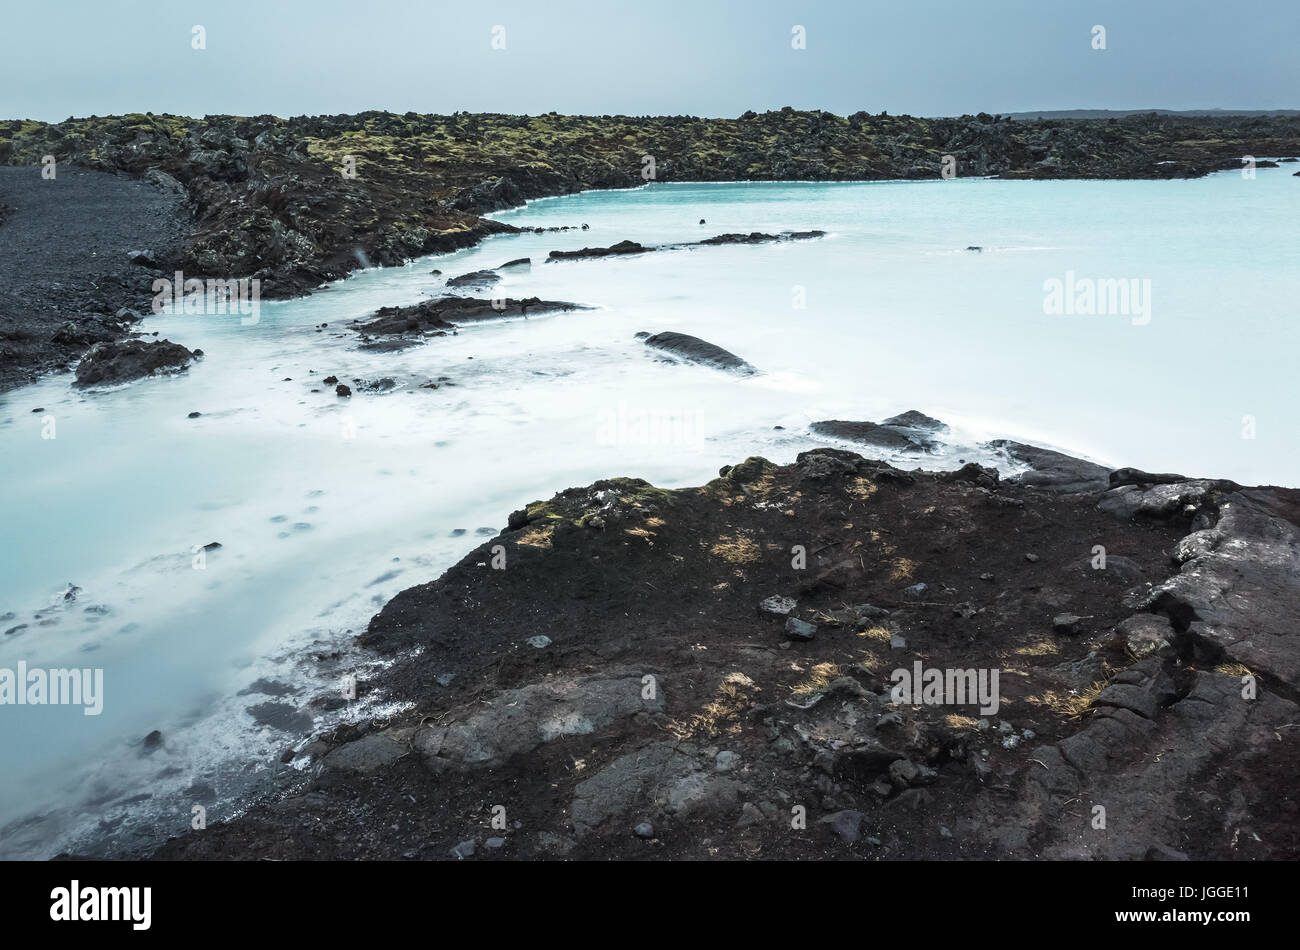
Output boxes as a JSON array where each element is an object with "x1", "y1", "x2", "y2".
[{"x1": 1004, "y1": 108, "x2": 1300, "y2": 120}]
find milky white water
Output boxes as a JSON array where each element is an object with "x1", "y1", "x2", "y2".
[{"x1": 1, "y1": 171, "x2": 1297, "y2": 857}]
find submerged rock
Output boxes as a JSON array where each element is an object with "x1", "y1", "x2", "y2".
[
  {"x1": 445, "y1": 269, "x2": 500, "y2": 288},
  {"x1": 811, "y1": 419, "x2": 932, "y2": 452},
  {"x1": 354, "y1": 296, "x2": 587, "y2": 338},
  {"x1": 549, "y1": 240, "x2": 649, "y2": 260},
  {"x1": 642, "y1": 331, "x2": 757, "y2": 375}
]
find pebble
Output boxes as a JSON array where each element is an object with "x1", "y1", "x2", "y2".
[{"x1": 784, "y1": 617, "x2": 816, "y2": 641}]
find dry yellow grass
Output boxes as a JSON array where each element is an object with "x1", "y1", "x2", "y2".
[
  {"x1": 1026, "y1": 681, "x2": 1107, "y2": 718},
  {"x1": 848, "y1": 476, "x2": 878, "y2": 500},
  {"x1": 1215, "y1": 662, "x2": 1253, "y2": 678},
  {"x1": 1014, "y1": 640, "x2": 1060, "y2": 657},
  {"x1": 710, "y1": 534, "x2": 761, "y2": 564},
  {"x1": 790, "y1": 662, "x2": 843, "y2": 695},
  {"x1": 889, "y1": 558, "x2": 918, "y2": 582},
  {"x1": 668, "y1": 672, "x2": 760, "y2": 739},
  {"x1": 515, "y1": 525, "x2": 554, "y2": 548}
]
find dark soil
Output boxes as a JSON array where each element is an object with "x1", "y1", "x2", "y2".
[{"x1": 0, "y1": 165, "x2": 190, "y2": 391}]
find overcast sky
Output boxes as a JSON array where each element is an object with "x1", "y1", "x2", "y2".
[{"x1": 5, "y1": 0, "x2": 1297, "y2": 122}]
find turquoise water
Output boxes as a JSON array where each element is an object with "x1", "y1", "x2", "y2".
[{"x1": 0, "y1": 171, "x2": 1296, "y2": 856}]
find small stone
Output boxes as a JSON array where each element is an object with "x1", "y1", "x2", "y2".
[
  {"x1": 760, "y1": 595, "x2": 797, "y2": 617},
  {"x1": 187, "y1": 411, "x2": 201, "y2": 418},
  {"x1": 821, "y1": 809, "x2": 864, "y2": 843},
  {"x1": 485, "y1": 837, "x2": 506, "y2": 849},
  {"x1": 634, "y1": 821, "x2": 655, "y2": 838},
  {"x1": 1052, "y1": 613, "x2": 1084, "y2": 636},
  {"x1": 785, "y1": 617, "x2": 816, "y2": 641},
  {"x1": 335, "y1": 384, "x2": 351, "y2": 397},
  {"x1": 979, "y1": 572, "x2": 995, "y2": 582},
  {"x1": 851, "y1": 603, "x2": 891, "y2": 620},
  {"x1": 526, "y1": 635, "x2": 552, "y2": 648},
  {"x1": 450, "y1": 840, "x2": 476, "y2": 859},
  {"x1": 940, "y1": 826, "x2": 953, "y2": 838},
  {"x1": 997, "y1": 721, "x2": 1015, "y2": 734},
  {"x1": 1024, "y1": 553, "x2": 1040, "y2": 563},
  {"x1": 889, "y1": 759, "x2": 921, "y2": 788},
  {"x1": 715, "y1": 750, "x2": 740, "y2": 772},
  {"x1": 889, "y1": 634, "x2": 908, "y2": 650},
  {"x1": 902, "y1": 582, "x2": 928, "y2": 598}
]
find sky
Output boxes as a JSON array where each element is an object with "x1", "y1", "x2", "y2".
[{"x1": 4, "y1": 0, "x2": 1297, "y2": 122}]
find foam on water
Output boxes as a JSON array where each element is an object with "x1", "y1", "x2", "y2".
[{"x1": 1, "y1": 172, "x2": 1296, "y2": 856}]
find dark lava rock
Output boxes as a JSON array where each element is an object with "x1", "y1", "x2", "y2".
[
  {"x1": 51, "y1": 318, "x2": 121, "y2": 347},
  {"x1": 549, "y1": 240, "x2": 649, "y2": 260},
  {"x1": 335, "y1": 384, "x2": 351, "y2": 397},
  {"x1": 74, "y1": 339, "x2": 195, "y2": 386},
  {"x1": 990, "y1": 440, "x2": 1111, "y2": 494},
  {"x1": 944, "y1": 461, "x2": 1000, "y2": 489},
  {"x1": 642, "y1": 331, "x2": 757, "y2": 375},
  {"x1": 354, "y1": 296, "x2": 586, "y2": 337},
  {"x1": 499, "y1": 257, "x2": 531, "y2": 269},
  {"x1": 445, "y1": 269, "x2": 501, "y2": 287},
  {"x1": 141, "y1": 730, "x2": 164, "y2": 754},
  {"x1": 697, "y1": 230, "x2": 825, "y2": 245},
  {"x1": 1053, "y1": 613, "x2": 1085, "y2": 635},
  {"x1": 1109, "y1": 467, "x2": 1188, "y2": 488},
  {"x1": 785, "y1": 617, "x2": 817, "y2": 641},
  {"x1": 811, "y1": 420, "x2": 931, "y2": 452},
  {"x1": 881, "y1": 410, "x2": 947, "y2": 432},
  {"x1": 821, "y1": 809, "x2": 865, "y2": 843},
  {"x1": 187, "y1": 411, "x2": 201, "y2": 418}
]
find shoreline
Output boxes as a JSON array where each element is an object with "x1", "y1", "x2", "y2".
[
  {"x1": 127, "y1": 440, "x2": 1300, "y2": 861},
  {"x1": 4, "y1": 108, "x2": 1299, "y2": 392},
  {"x1": 3, "y1": 110, "x2": 1298, "y2": 860}
]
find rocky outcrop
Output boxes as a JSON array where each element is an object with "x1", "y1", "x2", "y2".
[
  {"x1": 641, "y1": 331, "x2": 757, "y2": 375},
  {"x1": 415, "y1": 672, "x2": 663, "y2": 773},
  {"x1": 549, "y1": 240, "x2": 649, "y2": 260},
  {"x1": 351, "y1": 296, "x2": 587, "y2": 340},
  {"x1": 148, "y1": 444, "x2": 1300, "y2": 862},
  {"x1": 811, "y1": 411, "x2": 946, "y2": 453},
  {"x1": 990, "y1": 440, "x2": 1112, "y2": 493},
  {"x1": 73, "y1": 338, "x2": 196, "y2": 386}
]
